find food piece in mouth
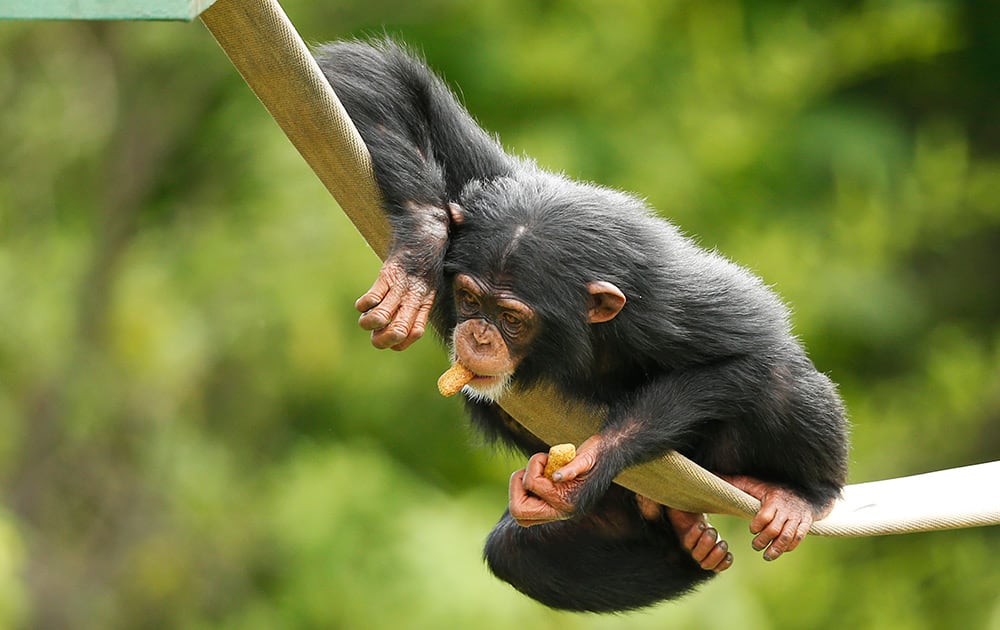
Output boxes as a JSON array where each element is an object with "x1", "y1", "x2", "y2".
[{"x1": 437, "y1": 362, "x2": 476, "y2": 397}]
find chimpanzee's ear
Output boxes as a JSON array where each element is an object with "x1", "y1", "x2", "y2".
[
  {"x1": 447, "y1": 202, "x2": 466, "y2": 226},
  {"x1": 586, "y1": 281, "x2": 626, "y2": 324}
]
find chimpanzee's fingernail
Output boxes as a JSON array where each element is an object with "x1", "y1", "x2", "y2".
[{"x1": 552, "y1": 472, "x2": 562, "y2": 482}]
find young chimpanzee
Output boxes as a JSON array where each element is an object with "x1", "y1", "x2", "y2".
[{"x1": 316, "y1": 39, "x2": 849, "y2": 613}]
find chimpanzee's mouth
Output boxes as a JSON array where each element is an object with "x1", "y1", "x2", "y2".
[
  {"x1": 462, "y1": 371, "x2": 513, "y2": 403},
  {"x1": 469, "y1": 373, "x2": 502, "y2": 386}
]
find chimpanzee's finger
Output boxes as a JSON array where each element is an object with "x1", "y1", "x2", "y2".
[
  {"x1": 752, "y1": 513, "x2": 790, "y2": 558},
  {"x1": 551, "y1": 435, "x2": 600, "y2": 482},
  {"x1": 520, "y1": 452, "x2": 552, "y2": 494},
  {"x1": 680, "y1": 518, "x2": 709, "y2": 551},
  {"x1": 359, "y1": 299, "x2": 401, "y2": 334},
  {"x1": 519, "y1": 454, "x2": 579, "y2": 515},
  {"x1": 508, "y1": 469, "x2": 565, "y2": 526},
  {"x1": 551, "y1": 449, "x2": 596, "y2": 483},
  {"x1": 749, "y1": 498, "x2": 778, "y2": 535},
  {"x1": 791, "y1": 517, "x2": 812, "y2": 552},
  {"x1": 357, "y1": 260, "x2": 415, "y2": 333},
  {"x1": 370, "y1": 324, "x2": 408, "y2": 350},
  {"x1": 707, "y1": 548, "x2": 734, "y2": 573},
  {"x1": 772, "y1": 519, "x2": 809, "y2": 557},
  {"x1": 508, "y1": 469, "x2": 544, "y2": 525},
  {"x1": 355, "y1": 269, "x2": 393, "y2": 314},
  {"x1": 690, "y1": 527, "x2": 721, "y2": 563},
  {"x1": 361, "y1": 286, "x2": 405, "y2": 340},
  {"x1": 508, "y1": 468, "x2": 529, "y2": 506},
  {"x1": 763, "y1": 517, "x2": 810, "y2": 561},
  {"x1": 370, "y1": 290, "x2": 423, "y2": 348},
  {"x1": 390, "y1": 291, "x2": 435, "y2": 352},
  {"x1": 697, "y1": 538, "x2": 731, "y2": 572},
  {"x1": 762, "y1": 530, "x2": 790, "y2": 561}
]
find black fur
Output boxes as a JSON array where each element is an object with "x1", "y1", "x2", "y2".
[
  {"x1": 316, "y1": 39, "x2": 849, "y2": 612},
  {"x1": 484, "y1": 485, "x2": 713, "y2": 613}
]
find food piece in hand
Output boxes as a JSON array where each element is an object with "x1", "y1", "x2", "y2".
[
  {"x1": 544, "y1": 443, "x2": 577, "y2": 480},
  {"x1": 437, "y1": 362, "x2": 475, "y2": 397}
]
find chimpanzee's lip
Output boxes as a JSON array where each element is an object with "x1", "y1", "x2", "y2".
[
  {"x1": 466, "y1": 371, "x2": 516, "y2": 390},
  {"x1": 469, "y1": 373, "x2": 504, "y2": 386}
]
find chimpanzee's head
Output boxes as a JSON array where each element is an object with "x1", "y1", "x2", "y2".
[{"x1": 440, "y1": 178, "x2": 629, "y2": 401}]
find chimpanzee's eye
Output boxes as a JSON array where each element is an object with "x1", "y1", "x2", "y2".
[
  {"x1": 500, "y1": 311, "x2": 524, "y2": 336},
  {"x1": 457, "y1": 290, "x2": 480, "y2": 316}
]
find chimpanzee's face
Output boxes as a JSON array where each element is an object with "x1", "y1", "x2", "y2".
[
  {"x1": 450, "y1": 273, "x2": 539, "y2": 402},
  {"x1": 446, "y1": 267, "x2": 628, "y2": 402}
]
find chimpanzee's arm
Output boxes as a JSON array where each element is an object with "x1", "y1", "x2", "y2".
[
  {"x1": 516, "y1": 354, "x2": 839, "y2": 560},
  {"x1": 316, "y1": 40, "x2": 515, "y2": 349},
  {"x1": 581, "y1": 356, "x2": 769, "y2": 506},
  {"x1": 516, "y1": 355, "x2": 761, "y2": 510}
]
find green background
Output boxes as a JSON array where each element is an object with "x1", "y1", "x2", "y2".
[{"x1": 1, "y1": 0, "x2": 998, "y2": 628}]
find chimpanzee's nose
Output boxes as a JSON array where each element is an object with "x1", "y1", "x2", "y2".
[{"x1": 473, "y1": 321, "x2": 492, "y2": 346}]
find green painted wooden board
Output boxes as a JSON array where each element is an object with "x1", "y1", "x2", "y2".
[{"x1": 0, "y1": 0, "x2": 218, "y2": 21}]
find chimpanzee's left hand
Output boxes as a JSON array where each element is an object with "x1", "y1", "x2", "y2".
[
  {"x1": 508, "y1": 435, "x2": 604, "y2": 526},
  {"x1": 355, "y1": 256, "x2": 436, "y2": 351}
]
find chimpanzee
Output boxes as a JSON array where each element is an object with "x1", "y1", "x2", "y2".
[{"x1": 315, "y1": 39, "x2": 849, "y2": 613}]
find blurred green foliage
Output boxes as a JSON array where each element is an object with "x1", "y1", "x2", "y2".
[{"x1": 1, "y1": 0, "x2": 998, "y2": 628}]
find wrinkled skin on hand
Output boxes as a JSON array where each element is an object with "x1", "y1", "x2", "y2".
[{"x1": 355, "y1": 257, "x2": 436, "y2": 351}]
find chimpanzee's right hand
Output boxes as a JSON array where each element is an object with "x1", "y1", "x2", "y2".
[
  {"x1": 508, "y1": 435, "x2": 605, "y2": 526},
  {"x1": 355, "y1": 256, "x2": 436, "y2": 351},
  {"x1": 507, "y1": 455, "x2": 577, "y2": 526}
]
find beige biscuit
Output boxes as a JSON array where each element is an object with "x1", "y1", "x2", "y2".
[
  {"x1": 437, "y1": 362, "x2": 475, "y2": 397},
  {"x1": 544, "y1": 443, "x2": 577, "y2": 479}
]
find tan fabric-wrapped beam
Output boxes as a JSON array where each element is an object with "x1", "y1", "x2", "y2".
[
  {"x1": 200, "y1": 0, "x2": 1000, "y2": 537},
  {"x1": 200, "y1": 0, "x2": 389, "y2": 258}
]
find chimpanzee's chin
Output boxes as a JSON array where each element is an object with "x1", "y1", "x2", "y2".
[{"x1": 462, "y1": 373, "x2": 513, "y2": 404}]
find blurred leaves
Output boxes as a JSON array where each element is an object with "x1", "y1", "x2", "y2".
[{"x1": 1, "y1": 0, "x2": 998, "y2": 628}]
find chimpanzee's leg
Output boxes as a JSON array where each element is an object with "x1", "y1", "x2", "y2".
[{"x1": 484, "y1": 486, "x2": 715, "y2": 612}]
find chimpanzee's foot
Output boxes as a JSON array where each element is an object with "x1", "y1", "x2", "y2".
[
  {"x1": 636, "y1": 494, "x2": 733, "y2": 573},
  {"x1": 666, "y1": 508, "x2": 734, "y2": 572},
  {"x1": 721, "y1": 474, "x2": 830, "y2": 561}
]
